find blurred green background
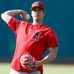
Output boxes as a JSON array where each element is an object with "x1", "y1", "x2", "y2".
[{"x1": 0, "y1": 0, "x2": 74, "y2": 65}]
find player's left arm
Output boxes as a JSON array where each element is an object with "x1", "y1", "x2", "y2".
[{"x1": 36, "y1": 46, "x2": 58, "y2": 67}]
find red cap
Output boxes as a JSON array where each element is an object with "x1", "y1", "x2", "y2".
[{"x1": 31, "y1": 1, "x2": 45, "y2": 11}]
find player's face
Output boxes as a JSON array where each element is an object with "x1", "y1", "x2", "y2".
[{"x1": 31, "y1": 7, "x2": 45, "y2": 22}]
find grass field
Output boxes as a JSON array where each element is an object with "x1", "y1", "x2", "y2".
[{"x1": 0, "y1": 63, "x2": 74, "y2": 74}]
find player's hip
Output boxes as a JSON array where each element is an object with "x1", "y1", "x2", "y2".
[{"x1": 10, "y1": 68, "x2": 41, "y2": 74}]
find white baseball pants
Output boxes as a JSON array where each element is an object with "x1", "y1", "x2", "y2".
[{"x1": 10, "y1": 68, "x2": 41, "y2": 74}]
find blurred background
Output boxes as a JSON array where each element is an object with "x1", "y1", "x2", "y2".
[{"x1": 0, "y1": 0, "x2": 74, "y2": 65}]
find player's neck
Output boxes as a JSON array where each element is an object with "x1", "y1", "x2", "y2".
[{"x1": 33, "y1": 20, "x2": 43, "y2": 25}]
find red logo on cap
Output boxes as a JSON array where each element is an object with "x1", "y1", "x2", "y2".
[{"x1": 36, "y1": 2, "x2": 39, "y2": 6}]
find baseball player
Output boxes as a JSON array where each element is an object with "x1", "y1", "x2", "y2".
[{"x1": 1, "y1": 1, "x2": 58, "y2": 74}]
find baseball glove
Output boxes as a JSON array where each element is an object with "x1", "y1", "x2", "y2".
[{"x1": 20, "y1": 53, "x2": 37, "y2": 71}]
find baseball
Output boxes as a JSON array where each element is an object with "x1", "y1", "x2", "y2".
[{"x1": 25, "y1": 14, "x2": 30, "y2": 20}]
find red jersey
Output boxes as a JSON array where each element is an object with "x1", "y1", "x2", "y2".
[{"x1": 8, "y1": 17, "x2": 58, "y2": 74}]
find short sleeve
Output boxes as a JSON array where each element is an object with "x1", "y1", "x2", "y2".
[
  {"x1": 46, "y1": 30, "x2": 58, "y2": 48},
  {"x1": 8, "y1": 17, "x2": 22, "y2": 32}
]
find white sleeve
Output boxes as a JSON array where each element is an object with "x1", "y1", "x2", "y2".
[{"x1": 1, "y1": 13, "x2": 12, "y2": 24}]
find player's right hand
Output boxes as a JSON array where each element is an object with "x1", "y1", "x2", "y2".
[{"x1": 20, "y1": 11, "x2": 30, "y2": 21}]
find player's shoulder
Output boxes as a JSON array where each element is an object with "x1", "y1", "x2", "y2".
[
  {"x1": 18, "y1": 21, "x2": 32, "y2": 28},
  {"x1": 43, "y1": 24, "x2": 54, "y2": 32},
  {"x1": 43, "y1": 25, "x2": 57, "y2": 36},
  {"x1": 23, "y1": 21, "x2": 32, "y2": 26}
]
